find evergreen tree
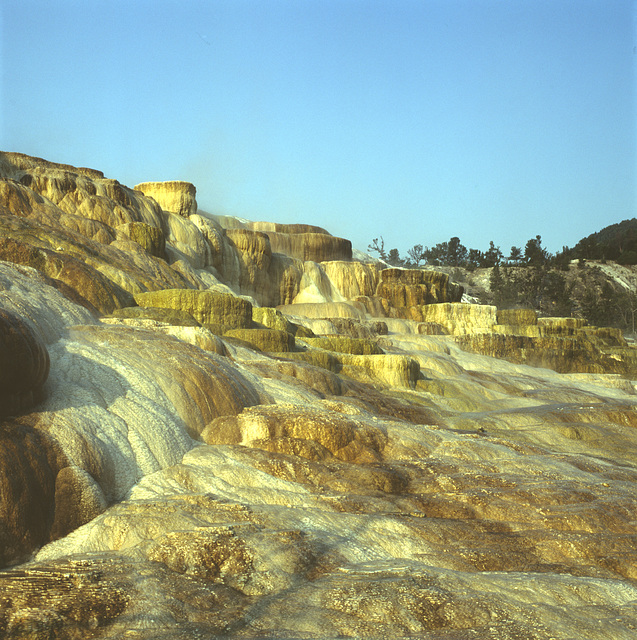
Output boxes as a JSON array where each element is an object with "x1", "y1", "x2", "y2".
[
  {"x1": 539, "y1": 271, "x2": 573, "y2": 316},
  {"x1": 524, "y1": 235, "x2": 550, "y2": 266},
  {"x1": 447, "y1": 237, "x2": 468, "y2": 267},
  {"x1": 507, "y1": 246, "x2": 523, "y2": 264},
  {"x1": 489, "y1": 265, "x2": 519, "y2": 308},
  {"x1": 483, "y1": 241, "x2": 503, "y2": 268},
  {"x1": 551, "y1": 247, "x2": 571, "y2": 271},
  {"x1": 467, "y1": 248, "x2": 484, "y2": 271},
  {"x1": 423, "y1": 238, "x2": 468, "y2": 267},
  {"x1": 387, "y1": 248, "x2": 404, "y2": 267}
]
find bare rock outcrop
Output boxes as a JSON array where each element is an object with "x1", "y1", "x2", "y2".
[
  {"x1": 9, "y1": 165, "x2": 165, "y2": 230},
  {"x1": 0, "y1": 232, "x2": 134, "y2": 315},
  {"x1": 250, "y1": 221, "x2": 331, "y2": 235},
  {"x1": 224, "y1": 328, "x2": 295, "y2": 352},
  {"x1": 116, "y1": 221, "x2": 166, "y2": 258},
  {"x1": 49, "y1": 466, "x2": 108, "y2": 541},
  {"x1": 211, "y1": 214, "x2": 353, "y2": 263},
  {"x1": 321, "y1": 260, "x2": 380, "y2": 299},
  {"x1": 0, "y1": 310, "x2": 49, "y2": 417},
  {"x1": 278, "y1": 301, "x2": 367, "y2": 320},
  {"x1": 267, "y1": 230, "x2": 352, "y2": 262},
  {"x1": 417, "y1": 302, "x2": 497, "y2": 334},
  {"x1": 0, "y1": 420, "x2": 64, "y2": 567},
  {"x1": 377, "y1": 268, "x2": 464, "y2": 309},
  {"x1": 3, "y1": 151, "x2": 637, "y2": 639},
  {"x1": 134, "y1": 288, "x2": 252, "y2": 332},
  {"x1": 0, "y1": 261, "x2": 98, "y2": 344},
  {"x1": 458, "y1": 313, "x2": 637, "y2": 375},
  {"x1": 457, "y1": 306, "x2": 637, "y2": 375},
  {"x1": 252, "y1": 306, "x2": 297, "y2": 333},
  {"x1": 301, "y1": 336, "x2": 383, "y2": 356},
  {"x1": 224, "y1": 228, "x2": 279, "y2": 304},
  {"x1": 0, "y1": 193, "x2": 191, "y2": 307},
  {"x1": 188, "y1": 223, "x2": 303, "y2": 307},
  {"x1": 281, "y1": 349, "x2": 420, "y2": 388},
  {"x1": 248, "y1": 221, "x2": 352, "y2": 262},
  {"x1": 108, "y1": 305, "x2": 200, "y2": 326},
  {"x1": 0, "y1": 151, "x2": 105, "y2": 180},
  {"x1": 134, "y1": 180, "x2": 197, "y2": 217},
  {"x1": 496, "y1": 308, "x2": 538, "y2": 325},
  {"x1": 202, "y1": 403, "x2": 387, "y2": 463}
]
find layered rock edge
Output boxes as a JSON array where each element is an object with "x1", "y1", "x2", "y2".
[{"x1": 0, "y1": 151, "x2": 636, "y2": 639}]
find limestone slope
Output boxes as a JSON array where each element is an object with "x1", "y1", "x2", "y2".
[{"x1": 0, "y1": 152, "x2": 636, "y2": 640}]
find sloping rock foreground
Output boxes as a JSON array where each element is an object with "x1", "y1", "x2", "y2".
[{"x1": 1, "y1": 153, "x2": 637, "y2": 639}]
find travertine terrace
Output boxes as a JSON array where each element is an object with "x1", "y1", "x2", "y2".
[{"x1": 1, "y1": 151, "x2": 637, "y2": 639}]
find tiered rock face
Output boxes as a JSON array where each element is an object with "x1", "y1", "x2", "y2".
[
  {"x1": 267, "y1": 230, "x2": 352, "y2": 262},
  {"x1": 134, "y1": 289, "x2": 253, "y2": 332},
  {"x1": 0, "y1": 157, "x2": 462, "y2": 315},
  {"x1": 2, "y1": 152, "x2": 637, "y2": 640},
  {"x1": 134, "y1": 181, "x2": 197, "y2": 217},
  {"x1": 459, "y1": 309, "x2": 637, "y2": 375},
  {"x1": 276, "y1": 264, "x2": 465, "y2": 324},
  {"x1": 417, "y1": 301, "x2": 497, "y2": 333},
  {"x1": 248, "y1": 220, "x2": 353, "y2": 262},
  {"x1": 377, "y1": 267, "x2": 463, "y2": 308},
  {"x1": 0, "y1": 160, "x2": 191, "y2": 309}
]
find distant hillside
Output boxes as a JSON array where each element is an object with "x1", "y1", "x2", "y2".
[{"x1": 572, "y1": 218, "x2": 637, "y2": 264}]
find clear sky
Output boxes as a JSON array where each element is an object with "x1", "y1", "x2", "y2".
[{"x1": 2, "y1": 0, "x2": 635, "y2": 257}]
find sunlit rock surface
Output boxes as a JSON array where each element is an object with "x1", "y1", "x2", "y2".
[
  {"x1": 134, "y1": 288, "x2": 253, "y2": 332},
  {"x1": 418, "y1": 302, "x2": 497, "y2": 334},
  {"x1": 243, "y1": 219, "x2": 353, "y2": 263},
  {"x1": 1, "y1": 152, "x2": 637, "y2": 640},
  {"x1": 377, "y1": 268, "x2": 464, "y2": 309},
  {"x1": 460, "y1": 308, "x2": 637, "y2": 376},
  {"x1": 134, "y1": 181, "x2": 197, "y2": 218}
]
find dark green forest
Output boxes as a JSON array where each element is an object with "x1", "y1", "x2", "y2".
[
  {"x1": 369, "y1": 218, "x2": 637, "y2": 334},
  {"x1": 570, "y1": 218, "x2": 637, "y2": 265}
]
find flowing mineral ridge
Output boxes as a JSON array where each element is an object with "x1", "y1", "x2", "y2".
[{"x1": 1, "y1": 151, "x2": 637, "y2": 639}]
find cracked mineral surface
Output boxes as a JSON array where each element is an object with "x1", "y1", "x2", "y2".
[{"x1": 1, "y1": 151, "x2": 637, "y2": 639}]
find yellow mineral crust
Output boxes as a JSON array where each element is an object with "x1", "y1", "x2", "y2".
[
  {"x1": 134, "y1": 180, "x2": 197, "y2": 217},
  {"x1": 2, "y1": 153, "x2": 637, "y2": 640}
]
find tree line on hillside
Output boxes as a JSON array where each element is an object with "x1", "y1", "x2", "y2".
[
  {"x1": 570, "y1": 218, "x2": 637, "y2": 265},
  {"x1": 368, "y1": 229, "x2": 637, "y2": 333},
  {"x1": 369, "y1": 218, "x2": 637, "y2": 271},
  {"x1": 489, "y1": 261, "x2": 637, "y2": 334},
  {"x1": 368, "y1": 234, "x2": 561, "y2": 270}
]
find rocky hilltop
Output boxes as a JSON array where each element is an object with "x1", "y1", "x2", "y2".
[{"x1": 1, "y1": 151, "x2": 637, "y2": 639}]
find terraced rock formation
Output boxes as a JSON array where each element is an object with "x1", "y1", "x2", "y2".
[{"x1": 1, "y1": 151, "x2": 637, "y2": 639}]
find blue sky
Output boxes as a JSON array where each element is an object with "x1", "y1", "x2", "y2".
[{"x1": 2, "y1": 0, "x2": 635, "y2": 257}]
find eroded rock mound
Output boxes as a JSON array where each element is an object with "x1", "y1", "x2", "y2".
[
  {"x1": 203, "y1": 403, "x2": 387, "y2": 463},
  {"x1": 134, "y1": 181, "x2": 197, "y2": 217},
  {"x1": 134, "y1": 288, "x2": 252, "y2": 332},
  {"x1": 417, "y1": 302, "x2": 497, "y2": 334},
  {"x1": 224, "y1": 328, "x2": 295, "y2": 352},
  {"x1": 0, "y1": 420, "x2": 63, "y2": 567},
  {"x1": 117, "y1": 221, "x2": 166, "y2": 258},
  {"x1": 108, "y1": 305, "x2": 200, "y2": 326},
  {"x1": 377, "y1": 268, "x2": 464, "y2": 309},
  {"x1": 0, "y1": 210, "x2": 189, "y2": 307},
  {"x1": 3, "y1": 151, "x2": 637, "y2": 639},
  {"x1": 0, "y1": 233, "x2": 134, "y2": 315},
  {"x1": 0, "y1": 310, "x2": 50, "y2": 417},
  {"x1": 459, "y1": 308, "x2": 637, "y2": 375},
  {"x1": 301, "y1": 336, "x2": 383, "y2": 355},
  {"x1": 268, "y1": 231, "x2": 353, "y2": 262},
  {"x1": 456, "y1": 332, "x2": 633, "y2": 374}
]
